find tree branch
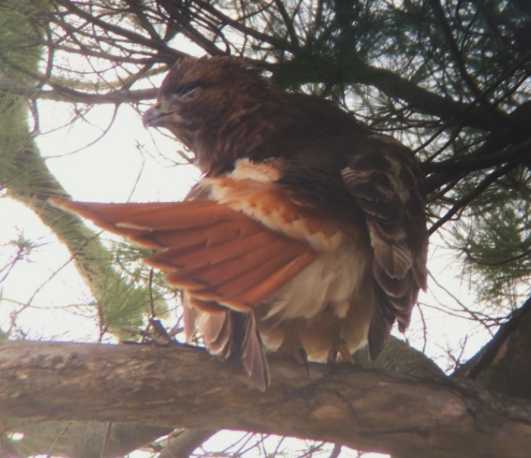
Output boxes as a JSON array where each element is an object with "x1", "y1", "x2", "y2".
[
  {"x1": 423, "y1": 138, "x2": 531, "y2": 176},
  {"x1": 0, "y1": 77, "x2": 157, "y2": 104},
  {"x1": 1, "y1": 341, "x2": 531, "y2": 458},
  {"x1": 53, "y1": 0, "x2": 183, "y2": 63},
  {"x1": 157, "y1": 429, "x2": 216, "y2": 458},
  {"x1": 456, "y1": 296, "x2": 531, "y2": 399},
  {"x1": 188, "y1": 0, "x2": 298, "y2": 53},
  {"x1": 272, "y1": 59, "x2": 508, "y2": 132},
  {"x1": 428, "y1": 161, "x2": 519, "y2": 234}
]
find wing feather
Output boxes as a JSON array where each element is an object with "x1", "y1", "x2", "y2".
[
  {"x1": 53, "y1": 198, "x2": 316, "y2": 309},
  {"x1": 52, "y1": 195, "x2": 315, "y2": 390},
  {"x1": 342, "y1": 136, "x2": 428, "y2": 354}
]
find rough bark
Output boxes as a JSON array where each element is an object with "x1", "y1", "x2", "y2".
[
  {"x1": 456, "y1": 297, "x2": 531, "y2": 399},
  {"x1": 1, "y1": 340, "x2": 530, "y2": 458}
]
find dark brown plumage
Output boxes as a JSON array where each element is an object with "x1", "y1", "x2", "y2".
[{"x1": 54, "y1": 56, "x2": 428, "y2": 391}]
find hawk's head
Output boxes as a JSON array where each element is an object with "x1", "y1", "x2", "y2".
[{"x1": 143, "y1": 57, "x2": 271, "y2": 174}]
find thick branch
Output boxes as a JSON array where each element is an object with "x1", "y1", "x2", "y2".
[
  {"x1": 272, "y1": 60, "x2": 508, "y2": 132},
  {"x1": 457, "y1": 296, "x2": 531, "y2": 399},
  {"x1": 1, "y1": 341, "x2": 530, "y2": 458}
]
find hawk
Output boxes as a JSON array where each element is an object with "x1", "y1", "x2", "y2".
[{"x1": 54, "y1": 56, "x2": 428, "y2": 391}]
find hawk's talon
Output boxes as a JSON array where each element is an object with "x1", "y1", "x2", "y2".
[
  {"x1": 327, "y1": 340, "x2": 355, "y2": 365},
  {"x1": 272, "y1": 332, "x2": 309, "y2": 374}
]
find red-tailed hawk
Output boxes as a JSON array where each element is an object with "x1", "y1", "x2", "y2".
[{"x1": 54, "y1": 56, "x2": 428, "y2": 391}]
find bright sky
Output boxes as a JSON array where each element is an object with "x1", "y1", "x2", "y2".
[{"x1": 0, "y1": 99, "x2": 198, "y2": 340}]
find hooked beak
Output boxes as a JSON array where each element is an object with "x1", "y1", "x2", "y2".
[{"x1": 142, "y1": 106, "x2": 165, "y2": 128}]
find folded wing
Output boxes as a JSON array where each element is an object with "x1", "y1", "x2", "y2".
[{"x1": 341, "y1": 136, "x2": 428, "y2": 358}]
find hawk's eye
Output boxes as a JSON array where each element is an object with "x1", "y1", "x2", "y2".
[{"x1": 176, "y1": 84, "x2": 202, "y2": 101}]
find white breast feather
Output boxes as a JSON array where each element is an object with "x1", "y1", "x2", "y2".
[
  {"x1": 230, "y1": 158, "x2": 283, "y2": 181},
  {"x1": 264, "y1": 246, "x2": 366, "y2": 320}
]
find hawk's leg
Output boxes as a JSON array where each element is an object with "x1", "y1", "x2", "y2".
[
  {"x1": 327, "y1": 327, "x2": 355, "y2": 364},
  {"x1": 271, "y1": 325, "x2": 309, "y2": 373}
]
